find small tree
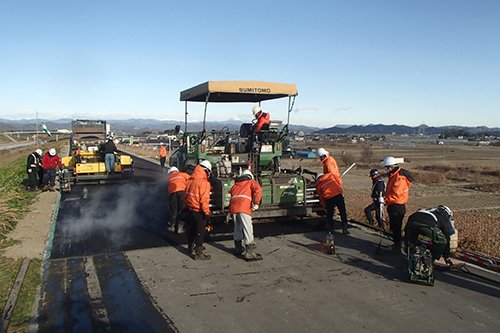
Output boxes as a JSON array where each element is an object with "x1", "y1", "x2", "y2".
[
  {"x1": 340, "y1": 152, "x2": 356, "y2": 167},
  {"x1": 360, "y1": 145, "x2": 375, "y2": 163}
]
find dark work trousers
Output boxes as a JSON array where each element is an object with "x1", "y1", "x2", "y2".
[
  {"x1": 364, "y1": 202, "x2": 383, "y2": 227},
  {"x1": 37, "y1": 168, "x2": 44, "y2": 187},
  {"x1": 387, "y1": 203, "x2": 406, "y2": 247},
  {"x1": 27, "y1": 169, "x2": 38, "y2": 190},
  {"x1": 168, "y1": 191, "x2": 185, "y2": 230},
  {"x1": 186, "y1": 210, "x2": 208, "y2": 248},
  {"x1": 43, "y1": 169, "x2": 57, "y2": 187},
  {"x1": 160, "y1": 157, "x2": 166, "y2": 169},
  {"x1": 325, "y1": 194, "x2": 349, "y2": 233}
]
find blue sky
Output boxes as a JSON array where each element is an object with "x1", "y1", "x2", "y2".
[{"x1": 1, "y1": 1, "x2": 499, "y2": 128}]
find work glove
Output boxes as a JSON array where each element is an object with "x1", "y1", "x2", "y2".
[
  {"x1": 28, "y1": 169, "x2": 32, "y2": 173},
  {"x1": 252, "y1": 205, "x2": 259, "y2": 211}
]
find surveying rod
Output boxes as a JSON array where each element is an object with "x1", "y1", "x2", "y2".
[{"x1": 340, "y1": 163, "x2": 356, "y2": 178}]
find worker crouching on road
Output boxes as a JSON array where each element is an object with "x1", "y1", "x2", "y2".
[
  {"x1": 167, "y1": 166, "x2": 190, "y2": 233},
  {"x1": 383, "y1": 156, "x2": 413, "y2": 251},
  {"x1": 315, "y1": 173, "x2": 350, "y2": 235},
  {"x1": 27, "y1": 149, "x2": 43, "y2": 191},
  {"x1": 317, "y1": 148, "x2": 340, "y2": 178},
  {"x1": 404, "y1": 205, "x2": 455, "y2": 266},
  {"x1": 229, "y1": 169, "x2": 263, "y2": 261},
  {"x1": 364, "y1": 168, "x2": 386, "y2": 227},
  {"x1": 42, "y1": 148, "x2": 62, "y2": 192},
  {"x1": 184, "y1": 160, "x2": 212, "y2": 260}
]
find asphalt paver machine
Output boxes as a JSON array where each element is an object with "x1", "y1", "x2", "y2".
[{"x1": 169, "y1": 81, "x2": 321, "y2": 224}]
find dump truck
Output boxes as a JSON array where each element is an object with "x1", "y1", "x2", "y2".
[
  {"x1": 59, "y1": 120, "x2": 133, "y2": 191},
  {"x1": 169, "y1": 81, "x2": 321, "y2": 224}
]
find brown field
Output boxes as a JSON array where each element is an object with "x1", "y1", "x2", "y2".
[{"x1": 285, "y1": 140, "x2": 500, "y2": 259}]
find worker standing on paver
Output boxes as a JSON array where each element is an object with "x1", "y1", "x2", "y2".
[
  {"x1": 315, "y1": 173, "x2": 350, "y2": 235},
  {"x1": 26, "y1": 149, "x2": 43, "y2": 191},
  {"x1": 167, "y1": 166, "x2": 190, "y2": 233},
  {"x1": 42, "y1": 148, "x2": 62, "y2": 191},
  {"x1": 184, "y1": 160, "x2": 212, "y2": 260},
  {"x1": 102, "y1": 137, "x2": 118, "y2": 174},
  {"x1": 317, "y1": 148, "x2": 340, "y2": 178},
  {"x1": 157, "y1": 143, "x2": 167, "y2": 172},
  {"x1": 364, "y1": 168, "x2": 386, "y2": 227},
  {"x1": 229, "y1": 169, "x2": 263, "y2": 261},
  {"x1": 383, "y1": 156, "x2": 413, "y2": 252}
]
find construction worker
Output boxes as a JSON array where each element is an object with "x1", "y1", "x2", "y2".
[
  {"x1": 102, "y1": 137, "x2": 117, "y2": 174},
  {"x1": 42, "y1": 148, "x2": 62, "y2": 191},
  {"x1": 315, "y1": 173, "x2": 350, "y2": 235},
  {"x1": 167, "y1": 166, "x2": 190, "y2": 233},
  {"x1": 251, "y1": 106, "x2": 270, "y2": 133},
  {"x1": 184, "y1": 160, "x2": 212, "y2": 260},
  {"x1": 229, "y1": 169, "x2": 263, "y2": 261},
  {"x1": 317, "y1": 148, "x2": 340, "y2": 178},
  {"x1": 157, "y1": 143, "x2": 167, "y2": 172},
  {"x1": 405, "y1": 205, "x2": 455, "y2": 266},
  {"x1": 383, "y1": 156, "x2": 413, "y2": 251},
  {"x1": 26, "y1": 149, "x2": 43, "y2": 191},
  {"x1": 364, "y1": 168, "x2": 386, "y2": 227}
]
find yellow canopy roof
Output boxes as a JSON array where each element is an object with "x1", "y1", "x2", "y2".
[{"x1": 180, "y1": 81, "x2": 298, "y2": 103}]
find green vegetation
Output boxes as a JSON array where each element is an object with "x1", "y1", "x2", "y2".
[
  {"x1": 0, "y1": 156, "x2": 42, "y2": 332},
  {"x1": 0, "y1": 158, "x2": 37, "y2": 238}
]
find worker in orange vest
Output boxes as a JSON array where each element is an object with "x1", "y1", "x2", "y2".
[
  {"x1": 229, "y1": 169, "x2": 263, "y2": 261},
  {"x1": 315, "y1": 173, "x2": 350, "y2": 235},
  {"x1": 184, "y1": 160, "x2": 212, "y2": 260},
  {"x1": 167, "y1": 166, "x2": 190, "y2": 233},
  {"x1": 251, "y1": 106, "x2": 270, "y2": 132},
  {"x1": 383, "y1": 156, "x2": 413, "y2": 251},
  {"x1": 317, "y1": 148, "x2": 340, "y2": 178},
  {"x1": 157, "y1": 143, "x2": 167, "y2": 172}
]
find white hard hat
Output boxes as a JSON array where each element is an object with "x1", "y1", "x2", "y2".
[
  {"x1": 199, "y1": 160, "x2": 212, "y2": 172},
  {"x1": 382, "y1": 156, "x2": 397, "y2": 167},
  {"x1": 316, "y1": 173, "x2": 324, "y2": 181},
  {"x1": 242, "y1": 169, "x2": 254, "y2": 179},
  {"x1": 160, "y1": 142, "x2": 164, "y2": 146},
  {"x1": 438, "y1": 205, "x2": 453, "y2": 218},
  {"x1": 35, "y1": 149, "x2": 42, "y2": 155},
  {"x1": 49, "y1": 148, "x2": 56, "y2": 156},
  {"x1": 168, "y1": 166, "x2": 179, "y2": 174},
  {"x1": 252, "y1": 106, "x2": 262, "y2": 116},
  {"x1": 317, "y1": 148, "x2": 328, "y2": 157}
]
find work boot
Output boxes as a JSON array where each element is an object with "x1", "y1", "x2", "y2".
[
  {"x1": 195, "y1": 247, "x2": 211, "y2": 260},
  {"x1": 177, "y1": 222, "x2": 186, "y2": 234},
  {"x1": 49, "y1": 186, "x2": 56, "y2": 192},
  {"x1": 245, "y1": 243, "x2": 263, "y2": 261},
  {"x1": 42, "y1": 185, "x2": 50, "y2": 191},
  {"x1": 234, "y1": 240, "x2": 245, "y2": 255},
  {"x1": 342, "y1": 226, "x2": 350, "y2": 235},
  {"x1": 167, "y1": 223, "x2": 175, "y2": 233}
]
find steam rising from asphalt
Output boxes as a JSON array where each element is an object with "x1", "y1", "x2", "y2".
[{"x1": 60, "y1": 183, "x2": 163, "y2": 249}]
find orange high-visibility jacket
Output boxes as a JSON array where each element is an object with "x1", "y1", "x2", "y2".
[
  {"x1": 321, "y1": 155, "x2": 340, "y2": 178},
  {"x1": 229, "y1": 176, "x2": 263, "y2": 216},
  {"x1": 157, "y1": 146, "x2": 167, "y2": 158},
  {"x1": 184, "y1": 165, "x2": 211, "y2": 215},
  {"x1": 168, "y1": 171, "x2": 190, "y2": 194},
  {"x1": 315, "y1": 173, "x2": 343, "y2": 209},
  {"x1": 252, "y1": 112, "x2": 270, "y2": 132},
  {"x1": 385, "y1": 168, "x2": 412, "y2": 205}
]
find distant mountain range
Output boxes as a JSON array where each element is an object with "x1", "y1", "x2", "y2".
[{"x1": 1, "y1": 118, "x2": 499, "y2": 135}]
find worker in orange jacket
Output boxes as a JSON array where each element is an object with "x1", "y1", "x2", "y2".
[
  {"x1": 167, "y1": 166, "x2": 190, "y2": 233},
  {"x1": 315, "y1": 173, "x2": 350, "y2": 235},
  {"x1": 184, "y1": 160, "x2": 212, "y2": 260},
  {"x1": 157, "y1": 143, "x2": 167, "y2": 172},
  {"x1": 229, "y1": 170, "x2": 263, "y2": 261},
  {"x1": 317, "y1": 148, "x2": 340, "y2": 178},
  {"x1": 251, "y1": 106, "x2": 270, "y2": 132},
  {"x1": 383, "y1": 156, "x2": 413, "y2": 251}
]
